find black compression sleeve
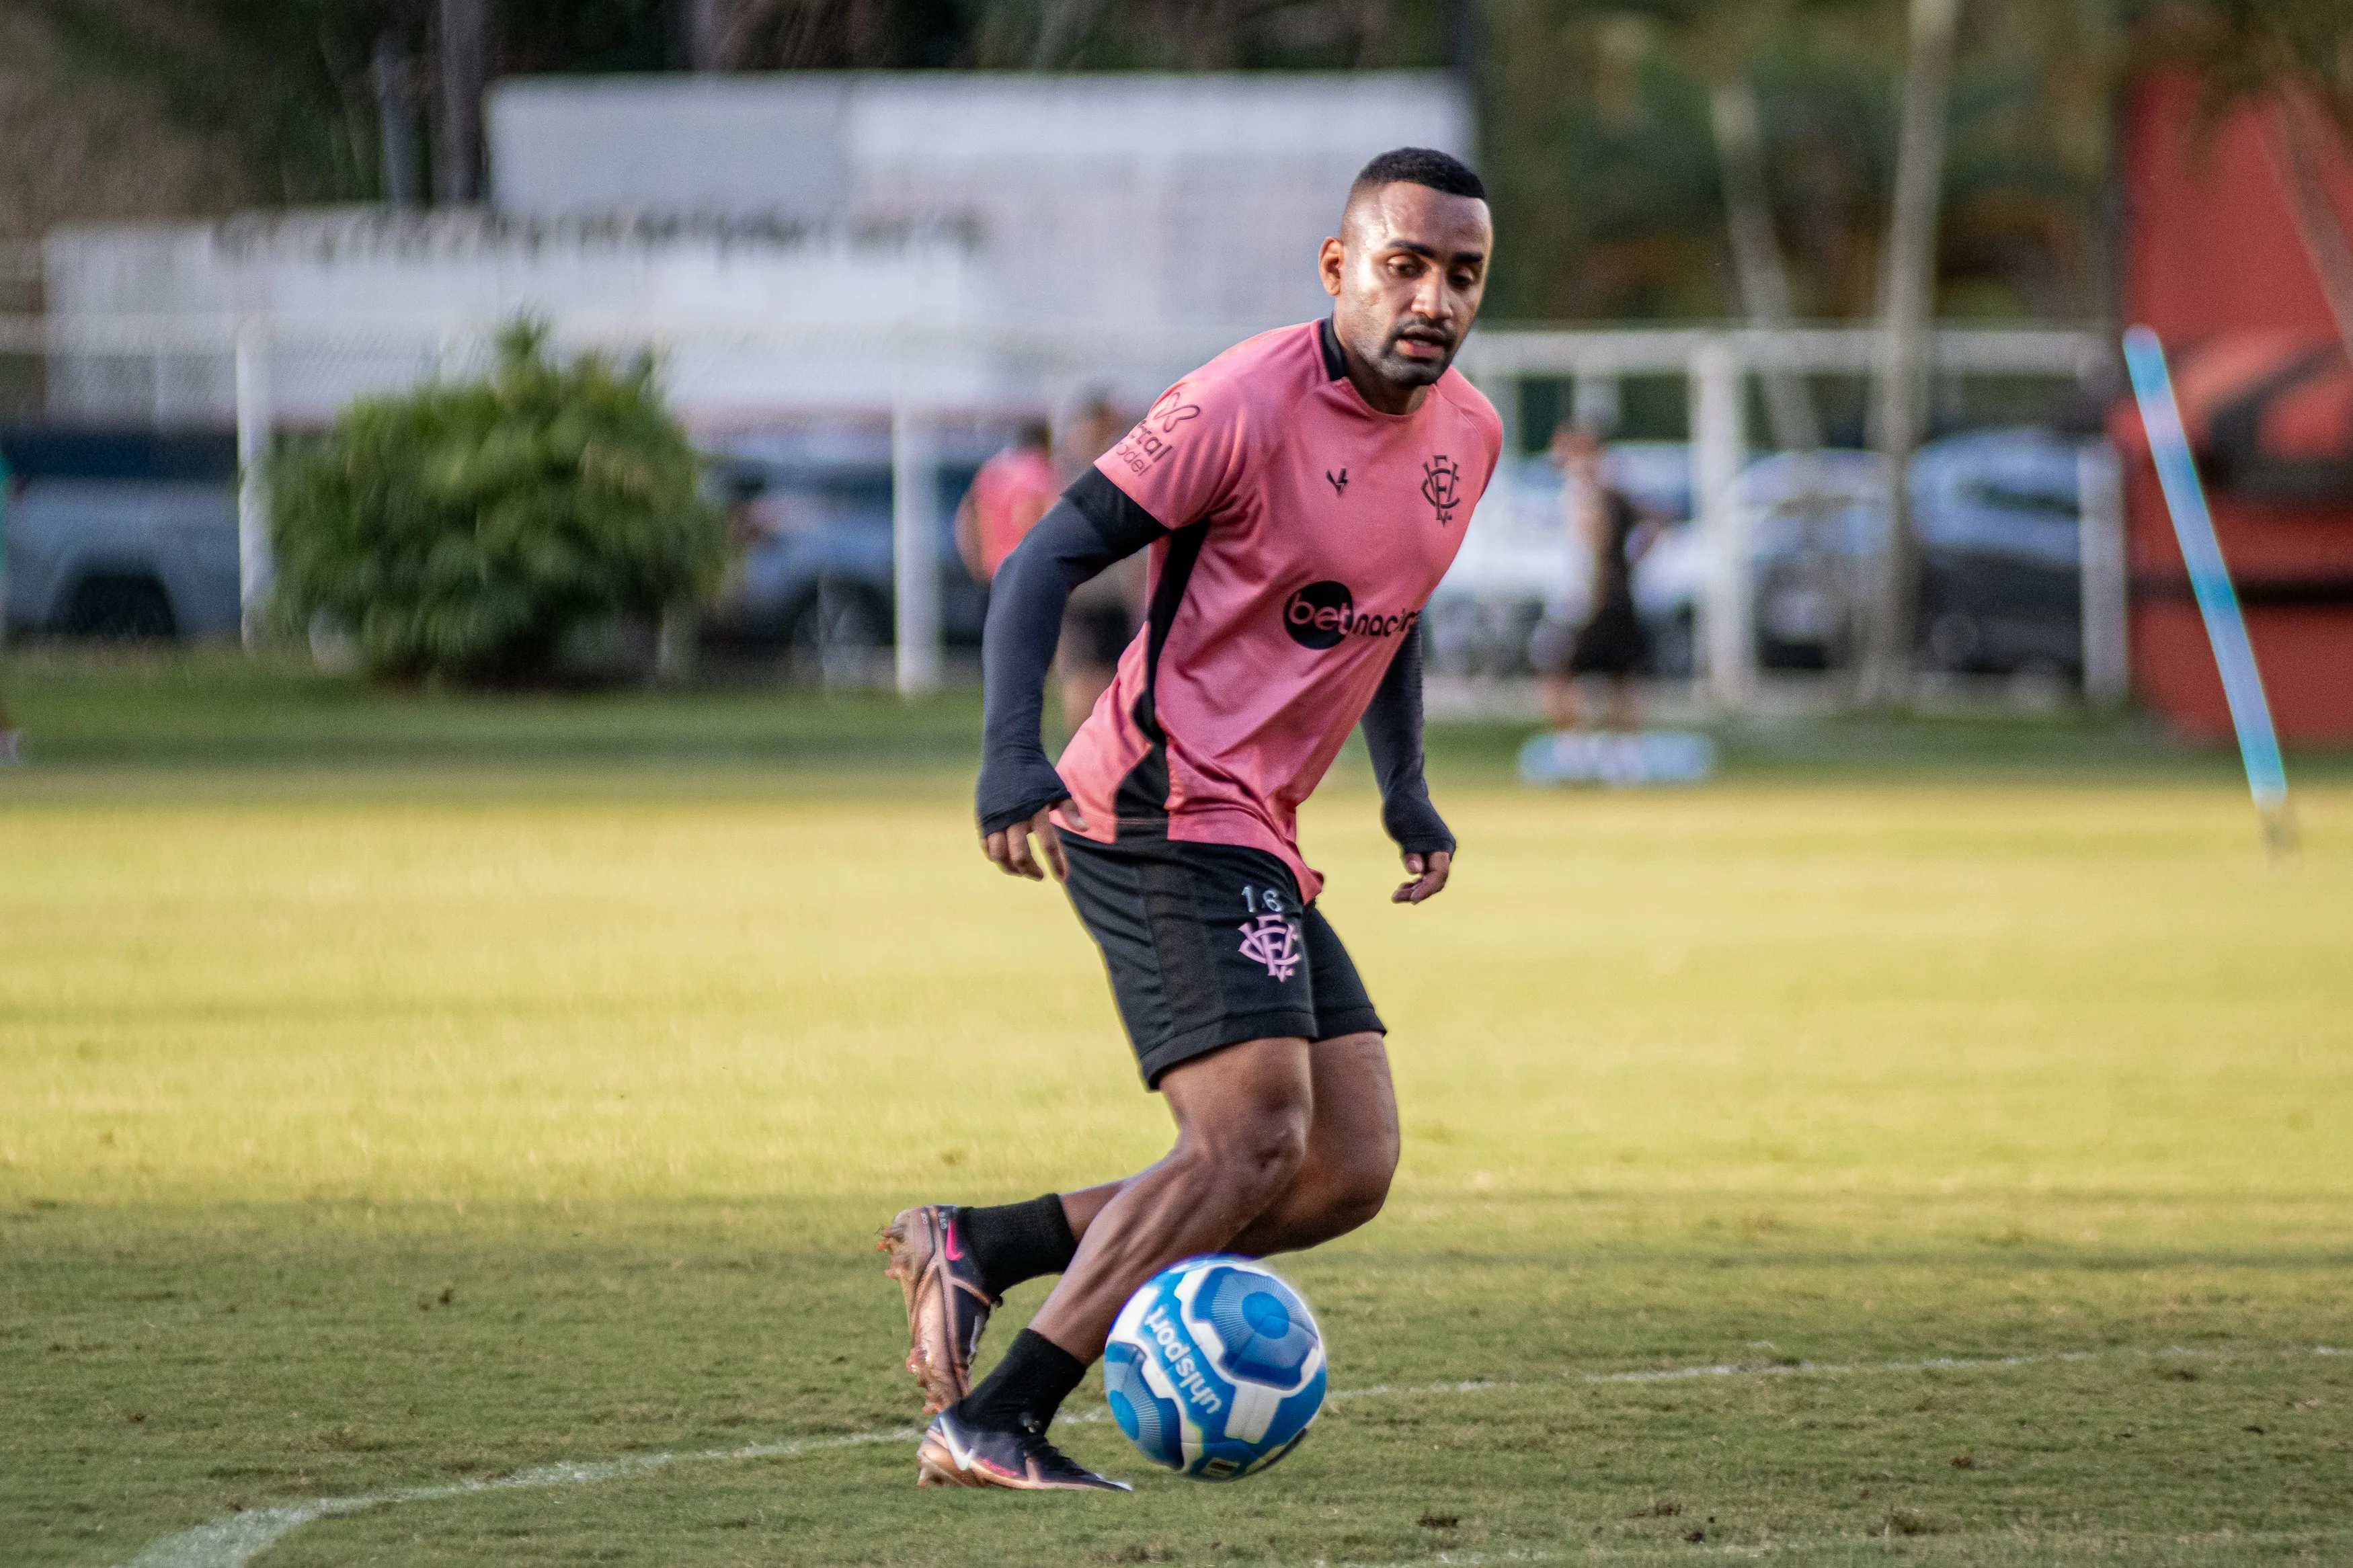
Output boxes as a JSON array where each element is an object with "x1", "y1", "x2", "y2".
[
  {"x1": 975, "y1": 472, "x2": 1164, "y2": 836},
  {"x1": 1359, "y1": 620, "x2": 1455, "y2": 856}
]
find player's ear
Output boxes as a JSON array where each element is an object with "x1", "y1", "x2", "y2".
[{"x1": 1317, "y1": 236, "x2": 1345, "y2": 298}]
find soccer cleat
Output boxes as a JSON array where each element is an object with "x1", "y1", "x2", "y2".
[
  {"x1": 879, "y1": 1204, "x2": 998, "y2": 1414},
  {"x1": 915, "y1": 1407, "x2": 1132, "y2": 1492}
]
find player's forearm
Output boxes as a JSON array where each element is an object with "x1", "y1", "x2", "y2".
[
  {"x1": 1359, "y1": 621, "x2": 1455, "y2": 856},
  {"x1": 975, "y1": 479, "x2": 1160, "y2": 835}
]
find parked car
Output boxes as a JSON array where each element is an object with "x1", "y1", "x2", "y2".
[
  {"x1": 1432, "y1": 427, "x2": 2092, "y2": 679},
  {"x1": 1740, "y1": 429, "x2": 2089, "y2": 673},
  {"x1": 701, "y1": 428, "x2": 994, "y2": 683},
  {"x1": 1737, "y1": 449, "x2": 1886, "y2": 670},
  {"x1": 1911, "y1": 427, "x2": 2089, "y2": 675},
  {"x1": 0, "y1": 428, "x2": 240, "y2": 641}
]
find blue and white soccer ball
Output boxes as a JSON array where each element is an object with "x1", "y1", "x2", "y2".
[{"x1": 1102, "y1": 1255, "x2": 1326, "y2": 1481}]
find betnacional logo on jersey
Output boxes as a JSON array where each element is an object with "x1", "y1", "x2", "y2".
[
  {"x1": 1283, "y1": 581, "x2": 1355, "y2": 649},
  {"x1": 1109, "y1": 389, "x2": 1202, "y2": 476},
  {"x1": 1421, "y1": 455, "x2": 1464, "y2": 525},
  {"x1": 1237, "y1": 913, "x2": 1304, "y2": 982},
  {"x1": 1282, "y1": 581, "x2": 1423, "y2": 651}
]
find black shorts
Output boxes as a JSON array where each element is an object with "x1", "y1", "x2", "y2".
[
  {"x1": 1531, "y1": 601, "x2": 1649, "y2": 677},
  {"x1": 1058, "y1": 829, "x2": 1384, "y2": 1089},
  {"x1": 1568, "y1": 599, "x2": 1650, "y2": 675}
]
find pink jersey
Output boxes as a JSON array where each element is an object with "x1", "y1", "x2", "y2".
[{"x1": 1051, "y1": 320, "x2": 1501, "y2": 899}]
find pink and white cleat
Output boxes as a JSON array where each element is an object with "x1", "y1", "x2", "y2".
[
  {"x1": 878, "y1": 1204, "x2": 998, "y2": 1415},
  {"x1": 916, "y1": 1406, "x2": 1131, "y2": 1491}
]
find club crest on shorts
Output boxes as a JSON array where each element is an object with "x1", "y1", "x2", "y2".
[{"x1": 1237, "y1": 913, "x2": 1304, "y2": 981}]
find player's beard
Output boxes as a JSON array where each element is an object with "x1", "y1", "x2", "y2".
[{"x1": 1369, "y1": 319, "x2": 1459, "y2": 389}]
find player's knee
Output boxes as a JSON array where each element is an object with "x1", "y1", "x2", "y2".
[
  {"x1": 1186, "y1": 1106, "x2": 1310, "y2": 1208},
  {"x1": 1324, "y1": 1131, "x2": 1399, "y2": 1232},
  {"x1": 1166, "y1": 1040, "x2": 1314, "y2": 1206},
  {"x1": 1353, "y1": 1136, "x2": 1401, "y2": 1213},
  {"x1": 1238, "y1": 1113, "x2": 1312, "y2": 1203}
]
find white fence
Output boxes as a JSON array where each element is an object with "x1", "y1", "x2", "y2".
[
  {"x1": 0, "y1": 313, "x2": 2121, "y2": 707},
  {"x1": 1454, "y1": 325, "x2": 2123, "y2": 708}
]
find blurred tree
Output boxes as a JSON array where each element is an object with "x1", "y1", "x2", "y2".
[
  {"x1": 1477, "y1": 0, "x2": 2115, "y2": 328},
  {"x1": 1939, "y1": 0, "x2": 2116, "y2": 321},
  {"x1": 2137, "y1": 0, "x2": 2353, "y2": 359},
  {"x1": 1713, "y1": 75, "x2": 1823, "y2": 447},
  {"x1": 1859, "y1": 0, "x2": 1958, "y2": 706},
  {"x1": 1679, "y1": 2, "x2": 1872, "y2": 446},
  {"x1": 1482, "y1": 5, "x2": 1730, "y2": 320},
  {"x1": 270, "y1": 321, "x2": 725, "y2": 685}
]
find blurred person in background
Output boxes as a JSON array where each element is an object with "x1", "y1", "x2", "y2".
[
  {"x1": 1052, "y1": 393, "x2": 1142, "y2": 729},
  {"x1": 1530, "y1": 421, "x2": 1659, "y2": 732},
  {"x1": 957, "y1": 415, "x2": 1128, "y2": 731},
  {"x1": 955, "y1": 419, "x2": 1060, "y2": 587}
]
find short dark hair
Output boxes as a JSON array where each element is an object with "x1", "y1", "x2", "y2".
[{"x1": 1349, "y1": 147, "x2": 1486, "y2": 204}]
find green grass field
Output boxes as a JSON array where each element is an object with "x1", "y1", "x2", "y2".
[{"x1": 4, "y1": 654, "x2": 2350, "y2": 1566}]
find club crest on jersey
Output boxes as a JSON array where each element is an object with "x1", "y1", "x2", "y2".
[
  {"x1": 1238, "y1": 913, "x2": 1304, "y2": 982},
  {"x1": 1421, "y1": 455, "x2": 1463, "y2": 525}
]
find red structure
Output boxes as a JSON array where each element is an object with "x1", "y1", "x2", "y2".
[{"x1": 2115, "y1": 71, "x2": 2353, "y2": 743}]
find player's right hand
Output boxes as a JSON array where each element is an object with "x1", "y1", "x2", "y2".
[
  {"x1": 984, "y1": 800, "x2": 1088, "y2": 882},
  {"x1": 1392, "y1": 848, "x2": 1451, "y2": 905}
]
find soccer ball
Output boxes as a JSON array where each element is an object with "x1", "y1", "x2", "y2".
[{"x1": 1101, "y1": 1255, "x2": 1326, "y2": 1480}]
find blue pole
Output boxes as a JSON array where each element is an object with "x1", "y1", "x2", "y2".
[{"x1": 2120, "y1": 325, "x2": 2295, "y2": 849}]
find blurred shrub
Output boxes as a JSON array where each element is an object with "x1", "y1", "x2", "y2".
[{"x1": 270, "y1": 321, "x2": 723, "y2": 684}]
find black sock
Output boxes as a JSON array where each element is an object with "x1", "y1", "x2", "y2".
[
  {"x1": 956, "y1": 1327, "x2": 1087, "y2": 1433},
  {"x1": 957, "y1": 1194, "x2": 1076, "y2": 1298}
]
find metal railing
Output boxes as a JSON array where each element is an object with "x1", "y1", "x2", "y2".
[{"x1": 1457, "y1": 325, "x2": 2118, "y2": 710}]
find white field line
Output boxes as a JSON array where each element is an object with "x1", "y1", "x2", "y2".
[
  {"x1": 116, "y1": 1430, "x2": 920, "y2": 1568},
  {"x1": 118, "y1": 1344, "x2": 2344, "y2": 1568}
]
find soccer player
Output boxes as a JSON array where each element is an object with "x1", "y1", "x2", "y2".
[
  {"x1": 1531, "y1": 421, "x2": 1660, "y2": 733},
  {"x1": 953, "y1": 419, "x2": 1061, "y2": 585},
  {"x1": 882, "y1": 147, "x2": 1501, "y2": 1491}
]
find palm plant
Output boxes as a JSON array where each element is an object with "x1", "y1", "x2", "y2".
[
  {"x1": 1857, "y1": 0, "x2": 1962, "y2": 705},
  {"x1": 2140, "y1": 1, "x2": 2353, "y2": 361}
]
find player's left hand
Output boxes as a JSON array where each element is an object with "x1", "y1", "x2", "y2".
[
  {"x1": 1392, "y1": 849, "x2": 1450, "y2": 905},
  {"x1": 984, "y1": 800, "x2": 1088, "y2": 882}
]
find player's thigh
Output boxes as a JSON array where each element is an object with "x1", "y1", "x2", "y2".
[{"x1": 1160, "y1": 1035, "x2": 1316, "y2": 1173}]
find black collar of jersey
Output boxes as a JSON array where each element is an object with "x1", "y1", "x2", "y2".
[{"x1": 1318, "y1": 316, "x2": 1349, "y2": 382}]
